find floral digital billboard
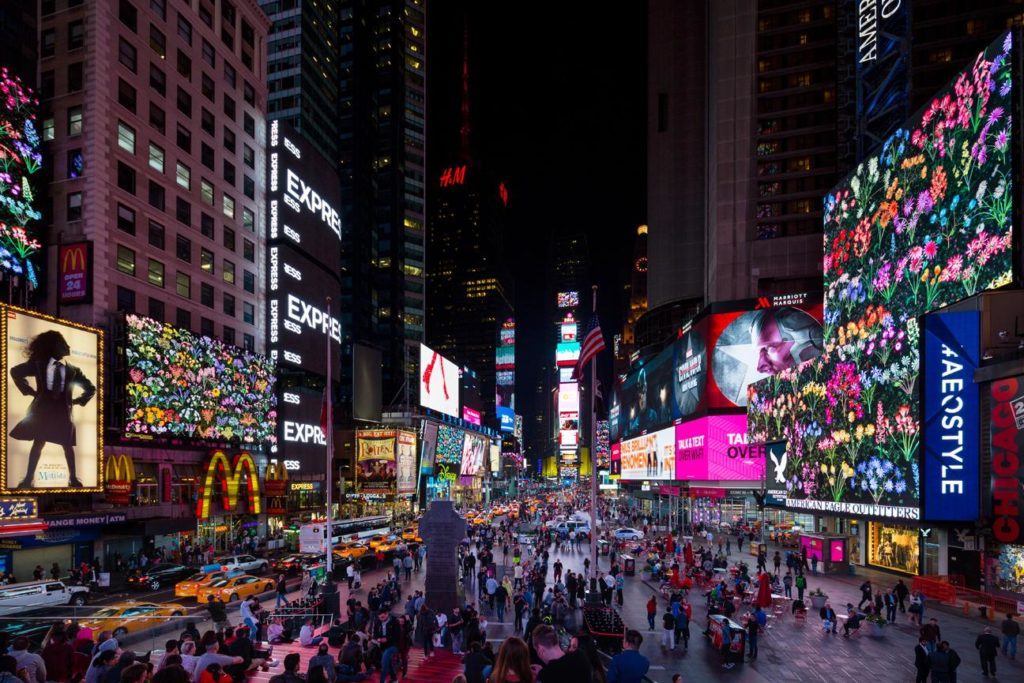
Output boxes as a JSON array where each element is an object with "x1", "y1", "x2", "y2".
[
  {"x1": 125, "y1": 315, "x2": 277, "y2": 443},
  {"x1": 0, "y1": 68, "x2": 42, "y2": 286},
  {"x1": 748, "y1": 32, "x2": 1015, "y2": 520}
]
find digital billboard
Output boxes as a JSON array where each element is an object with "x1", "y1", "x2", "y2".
[
  {"x1": 420, "y1": 421, "x2": 438, "y2": 473},
  {"x1": 0, "y1": 68, "x2": 42, "y2": 285},
  {"x1": 674, "y1": 414, "x2": 765, "y2": 481},
  {"x1": 619, "y1": 426, "x2": 675, "y2": 481},
  {"x1": 273, "y1": 384, "x2": 326, "y2": 473},
  {"x1": 434, "y1": 424, "x2": 465, "y2": 466},
  {"x1": 396, "y1": 430, "x2": 418, "y2": 494},
  {"x1": 922, "y1": 310, "x2": 981, "y2": 521},
  {"x1": 496, "y1": 318, "x2": 515, "y2": 410},
  {"x1": 558, "y1": 383, "x2": 580, "y2": 413},
  {"x1": 595, "y1": 419, "x2": 611, "y2": 469},
  {"x1": 990, "y1": 376, "x2": 1024, "y2": 545},
  {"x1": 610, "y1": 442, "x2": 621, "y2": 478},
  {"x1": 557, "y1": 291, "x2": 579, "y2": 308},
  {"x1": 2, "y1": 307, "x2": 102, "y2": 493},
  {"x1": 266, "y1": 119, "x2": 343, "y2": 382},
  {"x1": 749, "y1": 33, "x2": 1015, "y2": 520},
  {"x1": 125, "y1": 314, "x2": 277, "y2": 443},
  {"x1": 419, "y1": 344, "x2": 460, "y2": 418},
  {"x1": 555, "y1": 342, "x2": 580, "y2": 367},
  {"x1": 497, "y1": 407, "x2": 515, "y2": 433},
  {"x1": 672, "y1": 318, "x2": 708, "y2": 419},
  {"x1": 355, "y1": 429, "x2": 397, "y2": 494},
  {"x1": 621, "y1": 348, "x2": 674, "y2": 439},
  {"x1": 460, "y1": 432, "x2": 488, "y2": 476}
]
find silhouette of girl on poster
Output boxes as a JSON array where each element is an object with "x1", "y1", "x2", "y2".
[{"x1": 9, "y1": 330, "x2": 96, "y2": 488}]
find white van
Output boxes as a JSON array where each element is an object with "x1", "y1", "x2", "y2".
[{"x1": 0, "y1": 580, "x2": 89, "y2": 616}]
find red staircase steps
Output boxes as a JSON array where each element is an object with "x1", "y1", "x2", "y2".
[{"x1": 402, "y1": 648, "x2": 465, "y2": 683}]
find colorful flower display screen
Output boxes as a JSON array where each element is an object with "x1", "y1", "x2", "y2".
[
  {"x1": 125, "y1": 315, "x2": 277, "y2": 443},
  {"x1": 748, "y1": 33, "x2": 1015, "y2": 520},
  {"x1": 0, "y1": 68, "x2": 43, "y2": 285}
]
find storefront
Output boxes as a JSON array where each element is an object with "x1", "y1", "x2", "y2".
[
  {"x1": 867, "y1": 522, "x2": 921, "y2": 575},
  {"x1": 993, "y1": 544, "x2": 1024, "y2": 597},
  {"x1": 8, "y1": 512, "x2": 125, "y2": 580}
]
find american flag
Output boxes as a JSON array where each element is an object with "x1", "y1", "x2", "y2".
[{"x1": 573, "y1": 314, "x2": 606, "y2": 379}]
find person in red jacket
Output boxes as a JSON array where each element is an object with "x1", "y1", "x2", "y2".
[
  {"x1": 41, "y1": 629, "x2": 73, "y2": 683},
  {"x1": 646, "y1": 596, "x2": 657, "y2": 631}
]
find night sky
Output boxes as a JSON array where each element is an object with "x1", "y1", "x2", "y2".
[{"x1": 427, "y1": 2, "x2": 647, "y2": 433}]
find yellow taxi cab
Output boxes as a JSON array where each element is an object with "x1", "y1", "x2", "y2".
[
  {"x1": 175, "y1": 570, "x2": 235, "y2": 598},
  {"x1": 368, "y1": 534, "x2": 400, "y2": 551},
  {"x1": 195, "y1": 574, "x2": 275, "y2": 603},
  {"x1": 401, "y1": 527, "x2": 422, "y2": 543},
  {"x1": 471, "y1": 515, "x2": 489, "y2": 526},
  {"x1": 82, "y1": 602, "x2": 186, "y2": 639},
  {"x1": 334, "y1": 542, "x2": 370, "y2": 559},
  {"x1": 377, "y1": 538, "x2": 402, "y2": 553}
]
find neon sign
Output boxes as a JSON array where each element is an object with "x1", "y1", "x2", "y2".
[
  {"x1": 196, "y1": 451, "x2": 262, "y2": 520},
  {"x1": 440, "y1": 165, "x2": 467, "y2": 187}
]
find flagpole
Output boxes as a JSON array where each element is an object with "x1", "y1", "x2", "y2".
[
  {"x1": 589, "y1": 285, "x2": 599, "y2": 578},
  {"x1": 325, "y1": 296, "x2": 334, "y2": 579}
]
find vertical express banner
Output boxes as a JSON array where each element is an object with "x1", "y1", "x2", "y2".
[
  {"x1": 990, "y1": 376, "x2": 1024, "y2": 545},
  {"x1": 923, "y1": 311, "x2": 980, "y2": 521}
]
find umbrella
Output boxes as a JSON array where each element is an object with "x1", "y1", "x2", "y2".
[{"x1": 754, "y1": 571, "x2": 772, "y2": 608}]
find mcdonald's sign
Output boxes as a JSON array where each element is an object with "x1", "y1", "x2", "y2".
[
  {"x1": 196, "y1": 451, "x2": 262, "y2": 520},
  {"x1": 105, "y1": 453, "x2": 135, "y2": 505},
  {"x1": 264, "y1": 460, "x2": 289, "y2": 497},
  {"x1": 58, "y1": 241, "x2": 93, "y2": 304}
]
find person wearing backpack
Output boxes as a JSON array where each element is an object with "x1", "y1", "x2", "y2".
[
  {"x1": 794, "y1": 573, "x2": 807, "y2": 602},
  {"x1": 672, "y1": 601, "x2": 689, "y2": 651}
]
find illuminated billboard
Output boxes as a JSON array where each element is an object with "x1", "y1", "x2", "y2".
[
  {"x1": 558, "y1": 383, "x2": 580, "y2": 413},
  {"x1": 460, "y1": 432, "x2": 488, "y2": 476},
  {"x1": 620, "y1": 426, "x2": 675, "y2": 481},
  {"x1": 497, "y1": 407, "x2": 515, "y2": 433},
  {"x1": 556, "y1": 342, "x2": 580, "y2": 367},
  {"x1": 396, "y1": 430, "x2": 418, "y2": 494},
  {"x1": 125, "y1": 314, "x2": 277, "y2": 443},
  {"x1": 274, "y1": 385, "x2": 326, "y2": 473},
  {"x1": 0, "y1": 68, "x2": 42, "y2": 285},
  {"x1": 675, "y1": 415, "x2": 765, "y2": 481},
  {"x1": 419, "y1": 344, "x2": 460, "y2": 418},
  {"x1": 749, "y1": 32, "x2": 1015, "y2": 520},
  {"x1": 355, "y1": 429, "x2": 397, "y2": 494},
  {"x1": 557, "y1": 291, "x2": 580, "y2": 308},
  {"x1": 497, "y1": 318, "x2": 516, "y2": 410},
  {"x1": 434, "y1": 424, "x2": 465, "y2": 466},
  {"x1": 672, "y1": 319, "x2": 708, "y2": 419},
  {"x1": 2, "y1": 307, "x2": 102, "y2": 493}
]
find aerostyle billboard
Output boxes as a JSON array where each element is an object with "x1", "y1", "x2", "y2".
[
  {"x1": 2, "y1": 307, "x2": 102, "y2": 493},
  {"x1": 419, "y1": 344, "x2": 460, "y2": 418}
]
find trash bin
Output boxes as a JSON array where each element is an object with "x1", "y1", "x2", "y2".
[{"x1": 622, "y1": 554, "x2": 635, "y2": 576}]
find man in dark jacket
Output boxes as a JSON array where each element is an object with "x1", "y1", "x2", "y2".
[
  {"x1": 819, "y1": 603, "x2": 837, "y2": 634},
  {"x1": 913, "y1": 638, "x2": 931, "y2": 683},
  {"x1": 976, "y1": 626, "x2": 1000, "y2": 677},
  {"x1": 606, "y1": 631, "x2": 649, "y2": 683},
  {"x1": 462, "y1": 643, "x2": 491, "y2": 683}
]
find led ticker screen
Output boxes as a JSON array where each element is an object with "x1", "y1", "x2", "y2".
[
  {"x1": 557, "y1": 291, "x2": 580, "y2": 308},
  {"x1": 748, "y1": 32, "x2": 1015, "y2": 520},
  {"x1": 125, "y1": 314, "x2": 277, "y2": 443},
  {"x1": 419, "y1": 344, "x2": 460, "y2": 418}
]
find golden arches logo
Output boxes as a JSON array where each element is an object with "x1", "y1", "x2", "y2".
[
  {"x1": 265, "y1": 461, "x2": 289, "y2": 482},
  {"x1": 196, "y1": 451, "x2": 262, "y2": 520},
  {"x1": 105, "y1": 454, "x2": 135, "y2": 483},
  {"x1": 61, "y1": 244, "x2": 88, "y2": 272}
]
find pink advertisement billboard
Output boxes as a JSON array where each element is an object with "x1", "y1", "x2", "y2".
[{"x1": 674, "y1": 414, "x2": 765, "y2": 481}]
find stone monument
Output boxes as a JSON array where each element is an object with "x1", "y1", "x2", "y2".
[{"x1": 419, "y1": 499, "x2": 466, "y2": 614}]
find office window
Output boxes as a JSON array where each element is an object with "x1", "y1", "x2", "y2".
[
  {"x1": 242, "y1": 302, "x2": 255, "y2": 325},
  {"x1": 222, "y1": 326, "x2": 235, "y2": 345},
  {"x1": 223, "y1": 95, "x2": 236, "y2": 121},
  {"x1": 243, "y1": 113, "x2": 254, "y2": 138},
  {"x1": 40, "y1": 70, "x2": 55, "y2": 99},
  {"x1": 117, "y1": 161, "x2": 136, "y2": 193},
  {"x1": 200, "y1": 317, "x2": 214, "y2": 337},
  {"x1": 223, "y1": 128, "x2": 236, "y2": 152},
  {"x1": 177, "y1": 14, "x2": 192, "y2": 44},
  {"x1": 148, "y1": 181, "x2": 165, "y2": 210},
  {"x1": 149, "y1": 25, "x2": 166, "y2": 58},
  {"x1": 242, "y1": 333, "x2": 253, "y2": 351},
  {"x1": 67, "y1": 192, "x2": 82, "y2": 221},
  {"x1": 175, "y1": 197, "x2": 191, "y2": 225},
  {"x1": 201, "y1": 73, "x2": 215, "y2": 100},
  {"x1": 200, "y1": 212, "x2": 215, "y2": 238},
  {"x1": 200, "y1": 248, "x2": 214, "y2": 274},
  {"x1": 243, "y1": 238, "x2": 254, "y2": 262},
  {"x1": 222, "y1": 194, "x2": 234, "y2": 218},
  {"x1": 243, "y1": 82, "x2": 255, "y2": 106},
  {"x1": 150, "y1": 0, "x2": 166, "y2": 20},
  {"x1": 223, "y1": 293, "x2": 235, "y2": 316},
  {"x1": 150, "y1": 64, "x2": 166, "y2": 96},
  {"x1": 243, "y1": 144, "x2": 254, "y2": 169},
  {"x1": 175, "y1": 162, "x2": 191, "y2": 189},
  {"x1": 118, "y1": 79, "x2": 136, "y2": 112},
  {"x1": 200, "y1": 179, "x2": 214, "y2": 206},
  {"x1": 116, "y1": 286, "x2": 136, "y2": 313},
  {"x1": 149, "y1": 102, "x2": 165, "y2": 134},
  {"x1": 148, "y1": 220, "x2": 165, "y2": 249},
  {"x1": 242, "y1": 270, "x2": 254, "y2": 293},
  {"x1": 148, "y1": 297, "x2": 165, "y2": 321},
  {"x1": 68, "y1": 21, "x2": 84, "y2": 50},
  {"x1": 176, "y1": 235, "x2": 191, "y2": 262},
  {"x1": 67, "y1": 149, "x2": 83, "y2": 178},
  {"x1": 41, "y1": 29, "x2": 56, "y2": 58},
  {"x1": 199, "y1": 3, "x2": 213, "y2": 27},
  {"x1": 42, "y1": 118, "x2": 54, "y2": 141},
  {"x1": 223, "y1": 160, "x2": 235, "y2": 184},
  {"x1": 68, "y1": 62, "x2": 83, "y2": 92},
  {"x1": 148, "y1": 259, "x2": 165, "y2": 287},
  {"x1": 200, "y1": 283, "x2": 214, "y2": 308},
  {"x1": 201, "y1": 39, "x2": 215, "y2": 67},
  {"x1": 176, "y1": 124, "x2": 191, "y2": 152},
  {"x1": 117, "y1": 245, "x2": 136, "y2": 275},
  {"x1": 176, "y1": 50, "x2": 191, "y2": 79},
  {"x1": 243, "y1": 176, "x2": 254, "y2": 199},
  {"x1": 117, "y1": 203, "x2": 136, "y2": 234},
  {"x1": 201, "y1": 143, "x2": 214, "y2": 169},
  {"x1": 119, "y1": 1, "x2": 137, "y2": 30},
  {"x1": 222, "y1": 259, "x2": 235, "y2": 284},
  {"x1": 148, "y1": 143, "x2": 165, "y2": 172},
  {"x1": 119, "y1": 39, "x2": 137, "y2": 72},
  {"x1": 223, "y1": 226, "x2": 236, "y2": 250},
  {"x1": 201, "y1": 108, "x2": 215, "y2": 135},
  {"x1": 68, "y1": 107, "x2": 83, "y2": 135},
  {"x1": 176, "y1": 87, "x2": 191, "y2": 116},
  {"x1": 117, "y1": 121, "x2": 136, "y2": 153},
  {"x1": 176, "y1": 307, "x2": 191, "y2": 329},
  {"x1": 224, "y1": 63, "x2": 236, "y2": 87},
  {"x1": 175, "y1": 272, "x2": 190, "y2": 298}
]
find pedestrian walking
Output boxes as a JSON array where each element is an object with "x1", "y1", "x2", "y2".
[
  {"x1": 857, "y1": 581, "x2": 873, "y2": 610},
  {"x1": 745, "y1": 613, "x2": 759, "y2": 660},
  {"x1": 276, "y1": 574, "x2": 288, "y2": 608},
  {"x1": 795, "y1": 573, "x2": 807, "y2": 602},
  {"x1": 885, "y1": 590, "x2": 898, "y2": 623},
  {"x1": 976, "y1": 626, "x2": 1000, "y2": 677},
  {"x1": 895, "y1": 579, "x2": 910, "y2": 613},
  {"x1": 661, "y1": 610, "x2": 676, "y2": 651},
  {"x1": 782, "y1": 572, "x2": 793, "y2": 599},
  {"x1": 646, "y1": 596, "x2": 657, "y2": 631},
  {"x1": 914, "y1": 638, "x2": 931, "y2": 683},
  {"x1": 1002, "y1": 612, "x2": 1020, "y2": 659}
]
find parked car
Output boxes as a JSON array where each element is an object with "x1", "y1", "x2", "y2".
[
  {"x1": 613, "y1": 527, "x2": 644, "y2": 541},
  {"x1": 216, "y1": 554, "x2": 269, "y2": 574},
  {"x1": 128, "y1": 564, "x2": 196, "y2": 591},
  {"x1": 0, "y1": 580, "x2": 89, "y2": 616},
  {"x1": 81, "y1": 602, "x2": 186, "y2": 639}
]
